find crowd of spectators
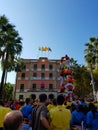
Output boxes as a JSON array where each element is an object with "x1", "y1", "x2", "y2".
[{"x1": 0, "y1": 94, "x2": 98, "y2": 130}]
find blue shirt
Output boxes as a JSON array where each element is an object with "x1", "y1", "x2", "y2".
[
  {"x1": 86, "y1": 110, "x2": 98, "y2": 130},
  {"x1": 21, "y1": 124, "x2": 32, "y2": 130},
  {"x1": 70, "y1": 110, "x2": 85, "y2": 126},
  {"x1": 21, "y1": 104, "x2": 32, "y2": 120}
]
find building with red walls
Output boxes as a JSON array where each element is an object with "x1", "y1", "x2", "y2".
[{"x1": 15, "y1": 57, "x2": 60, "y2": 100}]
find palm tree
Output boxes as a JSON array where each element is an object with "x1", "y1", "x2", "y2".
[
  {"x1": 13, "y1": 57, "x2": 25, "y2": 99},
  {"x1": 0, "y1": 15, "x2": 23, "y2": 99},
  {"x1": 84, "y1": 37, "x2": 98, "y2": 100}
]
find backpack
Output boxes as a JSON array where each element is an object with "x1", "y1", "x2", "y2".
[{"x1": 31, "y1": 105, "x2": 44, "y2": 130}]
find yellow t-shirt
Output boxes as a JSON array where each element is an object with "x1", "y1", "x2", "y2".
[
  {"x1": 66, "y1": 101, "x2": 72, "y2": 107},
  {"x1": 50, "y1": 105, "x2": 71, "y2": 130},
  {"x1": 0, "y1": 106, "x2": 11, "y2": 127},
  {"x1": 94, "y1": 103, "x2": 98, "y2": 108},
  {"x1": 47, "y1": 104, "x2": 54, "y2": 111},
  {"x1": 48, "y1": 106, "x2": 57, "y2": 123}
]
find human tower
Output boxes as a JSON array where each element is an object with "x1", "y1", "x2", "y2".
[{"x1": 59, "y1": 55, "x2": 75, "y2": 100}]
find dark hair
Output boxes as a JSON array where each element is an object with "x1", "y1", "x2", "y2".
[
  {"x1": 25, "y1": 98, "x2": 30, "y2": 104},
  {"x1": 57, "y1": 94, "x2": 64, "y2": 105},
  {"x1": 0, "y1": 99, "x2": 4, "y2": 106},
  {"x1": 88, "y1": 103, "x2": 97, "y2": 118},
  {"x1": 39, "y1": 94, "x2": 47, "y2": 102},
  {"x1": 77, "y1": 104, "x2": 83, "y2": 112},
  {"x1": 52, "y1": 98, "x2": 57, "y2": 106}
]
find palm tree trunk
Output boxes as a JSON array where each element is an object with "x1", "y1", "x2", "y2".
[
  {"x1": 14, "y1": 72, "x2": 17, "y2": 100},
  {"x1": 0, "y1": 67, "x2": 6, "y2": 99},
  {"x1": 4, "y1": 69, "x2": 7, "y2": 85},
  {"x1": 0, "y1": 52, "x2": 8, "y2": 99},
  {"x1": 90, "y1": 65, "x2": 96, "y2": 100}
]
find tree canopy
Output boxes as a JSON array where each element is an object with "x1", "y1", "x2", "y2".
[{"x1": 0, "y1": 15, "x2": 23, "y2": 99}]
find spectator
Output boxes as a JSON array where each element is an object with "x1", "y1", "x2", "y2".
[
  {"x1": 21, "y1": 118, "x2": 32, "y2": 130},
  {"x1": 70, "y1": 104, "x2": 85, "y2": 130},
  {"x1": 31, "y1": 93, "x2": 51, "y2": 130},
  {"x1": 10, "y1": 100, "x2": 15, "y2": 110},
  {"x1": 49, "y1": 94, "x2": 71, "y2": 130},
  {"x1": 80, "y1": 98, "x2": 88, "y2": 107},
  {"x1": 21, "y1": 98, "x2": 32, "y2": 120},
  {"x1": 47, "y1": 98, "x2": 57, "y2": 112},
  {"x1": 86, "y1": 103, "x2": 98, "y2": 130},
  {"x1": 3, "y1": 110, "x2": 23, "y2": 130},
  {"x1": 0, "y1": 100, "x2": 11, "y2": 130}
]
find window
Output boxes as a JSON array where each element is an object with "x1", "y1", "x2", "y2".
[
  {"x1": 49, "y1": 64, "x2": 53, "y2": 70},
  {"x1": 33, "y1": 73, "x2": 37, "y2": 78},
  {"x1": 21, "y1": 73, "x2": 25, "y2": 79},
  {"x1": 41, "y1": 73, "x2": 45, "y2": 79},
  {"x1": 32, "y1": 84, "x2": 36, "y2": 90},
  {"x1": 19, "y1": 95, "x2": 23, "y2": 100},
  {"x1": 49, "y1": 84, "x2": 53, "y2": 90},
  {"x1": 20, "y1": 84, "x2": 24, "y2": 92},
  {"x1": 49, "y1": 73, "x2": 53, "y2": 79},
  {"x1": 41, "y1": 64, "x2": 45, "y2": 70},
  {"x1": 34, "y1": 64, "x2": 37, "y2": 70}
]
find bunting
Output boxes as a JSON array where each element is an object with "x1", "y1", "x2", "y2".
[{"x1": 38, "y1": 46, "x2": 52, "y2": 51}]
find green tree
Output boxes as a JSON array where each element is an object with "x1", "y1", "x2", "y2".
[
  {"x1": 0, "y1": 15, "x2": 23, "y2": 99},
  {"x1": 13, "y1": 57, "x2": 26, "y2": 99},
  {"x1": 3, "y1": 82, "x2": 13, "y2": 101},
  {"x1": 73, "y1": 65, "x2": 91, "y2": 97},
  {"x1": 84, "y1": 37, "x2": 98, "y2": 100},
  {"x1": 70, "y1": 59, "x2": 91, "y2": 97}
]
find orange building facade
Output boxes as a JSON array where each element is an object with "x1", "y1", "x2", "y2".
[{"x1": 15, "y1": 57, "x2": 60, "y2": 100}]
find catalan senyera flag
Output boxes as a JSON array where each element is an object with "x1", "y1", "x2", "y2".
[{"x1": 38, "y1": 46, "x2": 52, "y2": 51}]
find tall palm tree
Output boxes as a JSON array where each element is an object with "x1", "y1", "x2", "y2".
[
  {"x1": 13, "y1": 57, "x2": 25, "y2": 99},
  {"x1": 0, "y1": 15, "x2": 23, "y2": 99},
  {"x1": 84, "y1": 37, "x2": 98, "y2": 100}
]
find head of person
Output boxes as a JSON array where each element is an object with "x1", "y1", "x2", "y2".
[
  {"x1": 0, "y1": 99, "x2": 4, "y2": 106},
  {"x1": 75, "y1": 104, "x2": 83, "y2": 112},
  {"x1": 25, "y1": 98, "x2": 31, "y2": 104},
  {"x1": 39, "y1": 93, "x2": 47, "y2": 103},
  {"x1": 3, "y1": 110, "x2": 23, "y2": 130},
  {"x1": 88, "y1": 103, "x2": 96, "y2": 111},
  {"x1": 52, "y1": 98, "x2": 57, "y2": 106},
  {"x1": 57, "y1": 94, "x2": 65, "y2": 105}
]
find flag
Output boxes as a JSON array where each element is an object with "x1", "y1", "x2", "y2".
[{"x1": 38, "y1": 46, "x2": 52, "y2": 51}]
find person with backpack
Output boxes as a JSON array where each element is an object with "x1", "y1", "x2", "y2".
[{"x1": 30, "y1": 93, "x2": 51, "y2": 130}]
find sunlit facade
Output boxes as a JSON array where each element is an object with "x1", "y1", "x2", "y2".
[{"x1": 15, "y1": 57, "x2": 60, "y2": 100}]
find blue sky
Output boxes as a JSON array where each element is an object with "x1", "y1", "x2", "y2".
[{"x1": 0, "y1": 0, "x2": 98, "y2": 84}]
